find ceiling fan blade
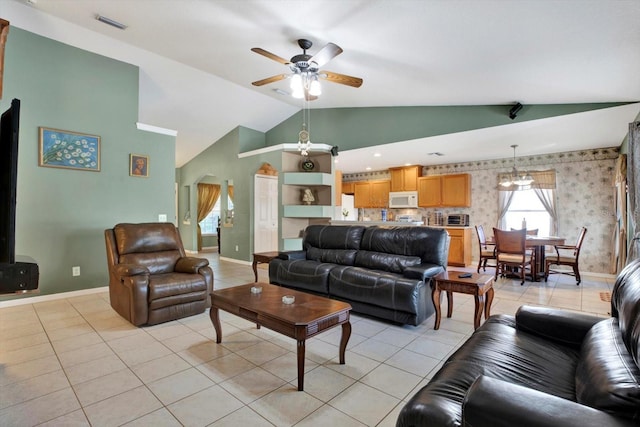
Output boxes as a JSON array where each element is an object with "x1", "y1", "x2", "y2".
[
  {"x1": 320, "y1": 71, "x2": 363, "y2": 88},
  {"x1": 310, "y1": 43, "x2": 343, "y2": 67},
  {"x1": 251, "y1": 47, "x2": 290, "y2": 65},
  {"x1": 251, "y1": 74, "x2": 288, "y2": 86}
]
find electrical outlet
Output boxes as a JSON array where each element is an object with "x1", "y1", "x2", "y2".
[
  {"x1": 72, "y1": 266, "x2": 80, "y2": 276},
  {"x1": 235, "y1": 245, "x2": 239, "y2": 252},
  {"x1": 158, "y1": 214, "x2": 167, "y2": 222}
]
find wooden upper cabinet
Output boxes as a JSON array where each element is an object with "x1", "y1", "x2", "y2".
[
  {"x1": 417, "y1": 176, "x2": 442, "y2": 207},
  {"x1": 354, "y1": 181, "x2": 371, "y2": 208},
  {"x1": 370, "y1": 180, "x2": 391, "y2": 208},
  {"x1": 390, "y1": 165, "x2": 422, "y2": 192},
  {"x1": 354, "y1": 180, "x2": 390, "y2": 208},
  {"x1": 342, "y1": 181, "x2": 355, "y2": 194},
  {"x1": 418, "y1": 173, "x2": 471, "y2": 207},
  {"x1": 441, "y1": 174, "x2": 471, "y2": 207}
]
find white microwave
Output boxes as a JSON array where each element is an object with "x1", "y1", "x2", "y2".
[{"x1": 389, "y1": 191, "x2": 418, "y2": 208}]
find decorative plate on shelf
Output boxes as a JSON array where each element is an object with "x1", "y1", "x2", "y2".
[{"x1": 300, "y1": 157, "x2": 315, "y2": 172}]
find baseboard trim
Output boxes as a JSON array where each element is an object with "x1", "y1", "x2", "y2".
[
  {"x1": 0, "y1": 286, "x2": 109, "y2": 309},
  {"x1": 219, "y1": 256, "x2": 251, "y2": 266}
]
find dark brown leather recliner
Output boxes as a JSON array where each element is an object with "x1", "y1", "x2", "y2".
[{"x1": 105, "y1": 222, "x2": 213, "y2": 326}]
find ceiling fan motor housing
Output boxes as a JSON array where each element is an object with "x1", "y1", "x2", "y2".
[
  {"x1": 297, "y1": 39, "x2": 313, "y2": 50},
  {"x1": 290, "y1": 54, "x2": 313, "y2": 70}
]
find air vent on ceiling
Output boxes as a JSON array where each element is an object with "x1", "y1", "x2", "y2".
[{"x1": 95, "y1": 14, "x2": 127, "y2": 30}]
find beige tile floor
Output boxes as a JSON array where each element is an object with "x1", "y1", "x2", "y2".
[{"x1": 0, "y1": 253, "x2": 614, "y2": 426}]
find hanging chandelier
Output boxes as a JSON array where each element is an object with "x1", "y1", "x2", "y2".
[{"x1": 499, "y1": 144, "x2": 534, "y2": 187}]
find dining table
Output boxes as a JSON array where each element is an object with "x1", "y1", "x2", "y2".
[
  {"x1": 487, "y1": 235, "x2": 566, "y2": 281},
  {"x1": 525, "y1": 236, "x2": 566, "y2": 280}
]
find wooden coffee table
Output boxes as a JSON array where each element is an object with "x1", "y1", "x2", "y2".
[
  {"x1": 209, "y1": 283, "x2": 352, "y2": 391},
  {"x1": 432, "y1": 270, "x2": 494, "y2": 330}
]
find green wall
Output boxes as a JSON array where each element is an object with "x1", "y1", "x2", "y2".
[
  {"x1": 0, "y1": 28, "x2": 175, "y2": 300},
  {"x1": 177, "y1": 126, "x2": 280, "y2": 261},
  {"x1": 265, "y1": 104, "x2": 630, "y2": 150}
]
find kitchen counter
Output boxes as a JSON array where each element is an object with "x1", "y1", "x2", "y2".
[{"x1": 330, "y1": 220, "x2": 424, "y2": 226}]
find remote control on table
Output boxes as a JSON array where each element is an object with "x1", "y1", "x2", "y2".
[{"x1": 458, "y1": 273, "x2": 472, "y2": 278}]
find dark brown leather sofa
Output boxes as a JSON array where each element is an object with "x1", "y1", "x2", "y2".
[
  {"x1": 105, "y1": 222, "x2": 213, "y2": 326},
  {"x1": 396, "y1": 257, "x2": 640, "y2": 427}
]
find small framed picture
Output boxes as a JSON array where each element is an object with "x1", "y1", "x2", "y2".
[{"x1": 129, "y1": 154, "x2": 149, "y2": 177}]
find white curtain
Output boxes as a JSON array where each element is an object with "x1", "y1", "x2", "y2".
[
  {"x1": 532, "y1": 188, "x2": 558, "y2": 235},
  {"x1": 497, "y1": 190, "x2": 515, "y2": 229}
]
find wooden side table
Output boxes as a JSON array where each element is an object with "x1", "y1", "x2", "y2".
[
  {"x1": 432, "y1": 270, "x2": 495, "y2": 330},
  {"x1": 252, "y1": 251, "x2": 280, "y2": 282}
]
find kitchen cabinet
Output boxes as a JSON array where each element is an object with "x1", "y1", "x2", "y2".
[
  {"x1": 354, "y1": 180, "x2": 390, "y2": 208},
  {"x1": 417, "y1": 176, "x2": 441, "y2": 207},
  {"x1": 390, "y1": 165, "x2": 422, "y2": 191},
  {"x1": 342, "y1": 181, "x2": 355, "y2": 194},
  {"x1": 418, "y1": 173, "x2": 471, "y2": 207},
  {"x1": 445, "y1": 227, "x2": 472, "y2": 267}
]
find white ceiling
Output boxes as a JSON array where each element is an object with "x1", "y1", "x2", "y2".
[{"x1": 5, "y1": 0, "x2": 640, "y2": 172}]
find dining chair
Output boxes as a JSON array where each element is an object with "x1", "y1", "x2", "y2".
[
  {"x1": 493, "y1": 228, "x2": 534, "y2": 285},
  {"x1": 544, "y1": 227, "x2": 587, "y2": 285},
  {"x1": 511, "y1": 228, "x2": 539, "y2": 236},
  {"x1": 475, "y1": 225, "x2": 496, "y2": 273}
]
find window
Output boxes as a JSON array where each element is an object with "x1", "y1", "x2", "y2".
[
  {"x1": 199, "y1": 196, "x2": 233, "y2": 234},
  {"x1": 501, "y1": 189, "x2": 552, "y2": 236}
]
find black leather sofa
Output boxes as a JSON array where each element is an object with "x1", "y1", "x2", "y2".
[
  {"x1": 269, "y1": 225, "x2": 450, "y2": 326},
  {"x1": 396, "y1": 257, "x2": 640, "y2": 427}
]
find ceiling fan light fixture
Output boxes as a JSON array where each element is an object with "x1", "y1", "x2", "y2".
[
  {"x1": 309, "y1": 77, "x2": 322, "y2": 96},
  {"x1": 290, "y1": 73, "x2": 302, "y2": 91},
  {"x1": 251, "y1": 39, "x2": 363, "y2": 99}
]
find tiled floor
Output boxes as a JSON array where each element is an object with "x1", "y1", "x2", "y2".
[{"x1": 0, "y1": 253, "x2": 614, "y2": 426}]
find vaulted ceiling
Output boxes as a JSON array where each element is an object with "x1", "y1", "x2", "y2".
[{"x1": 5, "y1": 0, "x2": 640, "y2": 171}]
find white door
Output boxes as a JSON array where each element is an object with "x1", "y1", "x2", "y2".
[{"x1": 254, "y1": 175, "x2": 279, "y2": 253}]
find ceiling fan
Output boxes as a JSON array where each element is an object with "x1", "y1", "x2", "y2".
[{"x1": 251, "y1": 39, "x2": 363, "y2": 100}]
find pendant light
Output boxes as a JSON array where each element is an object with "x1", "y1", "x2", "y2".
[{"x1": 500, "y1": 145, "x2": 534, "y2": 188}]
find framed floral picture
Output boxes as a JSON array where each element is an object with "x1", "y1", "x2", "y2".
[
  {"x1": 38, "y1": 127, "x2": 100, "y2": 171},
  {"x1": 129, "y1": 154, "x2": 149, "y2": 177}
]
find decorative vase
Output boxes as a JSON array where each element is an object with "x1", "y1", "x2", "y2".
[{"x1": 300, "y1": 156, "x2": 315, "y2": 172}]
